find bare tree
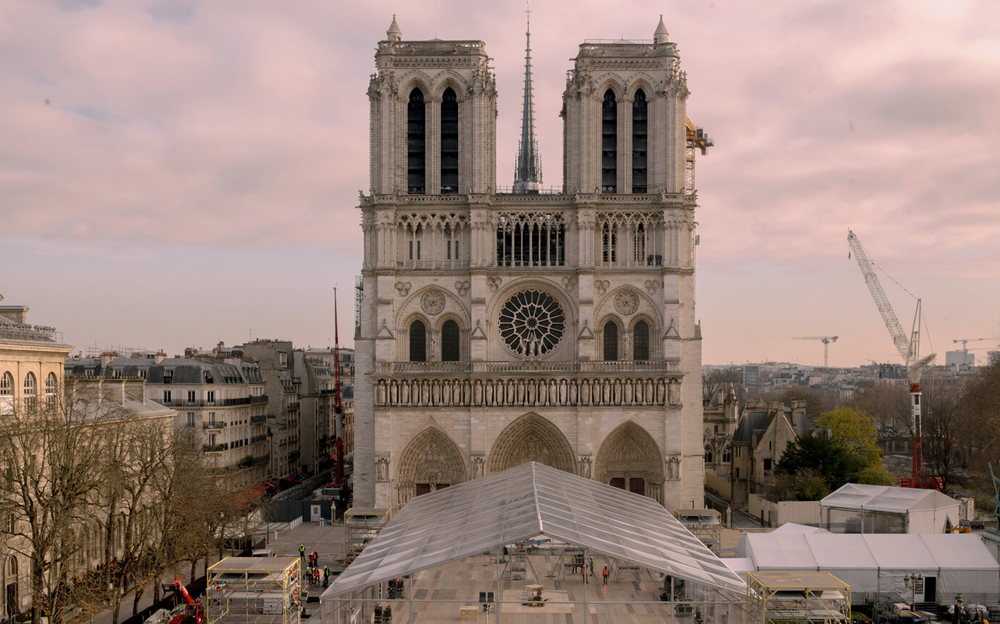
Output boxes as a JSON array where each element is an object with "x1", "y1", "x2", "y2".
[
  {"x1": 0, "y1": 399, "x2": 111, "y2": 624},
  {"x1": 703, "y1": 368, "x2": 742, "y2": 403}
]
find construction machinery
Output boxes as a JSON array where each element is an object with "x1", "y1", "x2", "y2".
[
  {"x1": 792, "y1": 335, "x2": 839, "y2": 367},
  {"x1": 847, "y1": 230, "x2": 940, "y2": 490},
  {"x1": 146, "y1": 578, "x2": 205, "y2": 624}
]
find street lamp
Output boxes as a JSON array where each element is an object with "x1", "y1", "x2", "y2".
[{"x1": 904, "y1": 573, "x2": 923, "y2": 614}]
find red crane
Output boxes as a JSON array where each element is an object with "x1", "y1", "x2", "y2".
[
  {"x1": 332, "y1": 287, "x2": 345, "y2": 487},
  {"x1": 149, "y1": 578, "x2": 204, "y2": 624}
]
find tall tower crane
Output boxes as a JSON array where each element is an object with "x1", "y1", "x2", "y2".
[
  {"x1": 332, "y1": 287, "x2": 345, "y2": 488},
  {"x1": 953, "y1": 337, "x2": 1000, "y2": 351},
  {"x1": 792, "y1": 336, "x2": 839, "y2": 367},
  {"x1": 847, "y1": 230, "x2": 938, "y2": 489}
]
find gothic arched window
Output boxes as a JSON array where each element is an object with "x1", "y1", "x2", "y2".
[
  {"x1": 601, "y1": 89, "x2": 617, "y2": 193},
  {"x1": 440, "y1": 88, "x2": 458, "y2": 194},
  {"x1": 409, "y1": 320, "x2": 426, "y2": 362},
  {"x1": 632, "y1": 89, "x2": 648, "y2": 193},
  {"x1": 603, "y1": 321, "x2": 618, "y2": 361},
  {"x1": 23, "y1": 372, "x2": 36, "y2": 413},
  {"x1": 441, "y1": 320, "x2": 460, "y2": 362},
  {"x1": 633, "y1": 320, "x2": 650, "y2": 361},
  {"x1": 45, "y1": 372, "x2": 58, "y2": 410},
  {"x1": 407, "y1": 88, "x2": 426, "y2": 194}
]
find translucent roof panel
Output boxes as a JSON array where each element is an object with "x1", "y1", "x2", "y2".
[
  {"x1": 821, "y1": 483, "x2": 957, "y2": 513},
  {"x1": 322, "y1": 462, "x2": 746, "y2": 599}
]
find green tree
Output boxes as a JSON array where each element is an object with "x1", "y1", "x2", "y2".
[
  {"x1": 817, "y1": 406, "x2": 882, "y2": 466},
  {"x1": 775, "y1": 434, "x2": 864, "y2": 499}
]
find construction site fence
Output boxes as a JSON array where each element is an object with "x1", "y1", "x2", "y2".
[{"x1": 273, "y1": 470, "x2": 332, "y2": 502}]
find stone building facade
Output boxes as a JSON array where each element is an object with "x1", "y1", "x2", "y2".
[{"x1": 354, "y1": 16, "x2": 710, "y2": 511}]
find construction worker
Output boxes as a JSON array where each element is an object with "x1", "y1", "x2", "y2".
[
  {"x1": 312, "y1": 567, "x2": 320, "y2": 586},
  {"x1": 589, "y1": 557, "x2": 594, "y2": 578},
  {"x1": 323, "y1": 566, "x2": 330, "y2": 587},
  {"x1": 602, "y1": 565, "x2": 609, "y2": 588},
  {"x1": 306, "y1": 565, "x2": 313, "y2": 586},
  {"x1": 298, "y1": 544, "x2": 305, "y2": 560}
]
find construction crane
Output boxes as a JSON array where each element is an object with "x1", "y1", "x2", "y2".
[
  {"x1": 847, "y1": 229, "x2": 939, "y2": 489},
  {"x1": 146, "y1": 578, "x2": 204, "y2": 624},
  {"x1": 792, "y1": 336, "x2": 839, "y2": 367},
  {"x1": 953, "y1": 337, "x2": 1000, "y2": 351},
  {"x1": 332, "y1": 286, "x2": 345, "y2": 489}
]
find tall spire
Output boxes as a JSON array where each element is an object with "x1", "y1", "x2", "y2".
[{"x1": 513, "y1": 0, "x2": 542, "y2": 193}]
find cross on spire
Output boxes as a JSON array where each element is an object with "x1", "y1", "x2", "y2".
[{"x1": 513, "y1": 0, "x2": 542, "y2": 193}]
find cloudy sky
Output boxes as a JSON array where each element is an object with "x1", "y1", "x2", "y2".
[{"x1": 2, "y1": 0, "x2": 998, "y2": 367}]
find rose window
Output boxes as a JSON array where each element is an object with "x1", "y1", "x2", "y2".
[{"x1": 498, "y1": 290, "x2": 565, "y2": 357}]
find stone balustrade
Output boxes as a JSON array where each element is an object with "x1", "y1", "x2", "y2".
[
  {"x1": 375, "y1": 359, "x2": 679, "y2": 375},
  {"x1": 374, "y1": 367, "x2": 682, "y2": 409}
]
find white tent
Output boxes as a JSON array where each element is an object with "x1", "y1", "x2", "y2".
[
  {"x1": 820, "y1": 484, "x2": 960, "y2": 533},
  {"x1": 737, "y1": 532, "x2": 999, "y2": 605}
]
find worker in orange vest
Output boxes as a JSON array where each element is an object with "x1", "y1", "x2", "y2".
[{"x1": 602, "y1": 565, "x2": 609, "y2": 587}]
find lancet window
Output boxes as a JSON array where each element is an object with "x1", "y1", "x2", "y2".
[
  {"x1": 409, "y1": 320, "x2": 426, "y2": 362},
  {"x1": 602, "y1": 89, "x2": 617, "y2": 193},
  {"x1": 603, "y1": 321, "x2": 619, "y2": 361},
  {"x1": 407, "y1": 88, "x2": 426, "y2": 194},
  {"x1": 633, "y1": 320, "x2": 650, "y2": 361},
  {"x1": 441, "y1": 320, "x2": 460, "y2": 362},
  {"x1": 597, "y1": 211, "x2": 662, "y2": 268},
  {"x1": 632, "y1": 90, "x2": 648, "y2": 193},
  {"x1": 495, "y1": 212, "x2": 565, "y2": 267},
  {"x1": 440, "y1": 88, "x2": 459, "y2": 194},
  {"x1": 398, "y1": 213, "x2": 467, "y2": 268}
]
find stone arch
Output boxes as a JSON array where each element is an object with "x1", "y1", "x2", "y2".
[
  {"x1": 628, "y1": 313, "x2": 657, "y2": 360},
  {"x1": 595, "y1": 76, "x2": 626, "y2": 101},
  {"x1": 396, "y1": 286, "x2": 469, "y2": 361},
  {"x1": 433, "y1": 71, "x2": 469, "y2": 101},
  {"x1": 395, "y1": 426, "x2": 467, "y2": 505},
  {"x1": 596, "y1": 315, "x2": 622, "y2": 361},
  {"x1": 627, "y1": 76, "x2": 656, "y2": 101},
  {"x1": 594, "y1": 421, "x2": 664, "y2": 502},
  {"x1": 595, "y1": 286, "x2": 659, "y2": 335},
  {"x1": 487, "y1": 278, "x2": 577, "y2": 361},
  {"x1": 398, "y1": 72, "x2": 434, "y2": 101},
  {"x1": 487, "y1": 413, "x2": 576, "y2": 475}
]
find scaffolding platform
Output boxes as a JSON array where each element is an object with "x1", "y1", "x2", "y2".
[
  {"x1": 343, "y1": 508, "x2": 391, "y2": 566},
  {"x1": 747, "y1": 571, "x2": 851, "y2": 624},
  {"x1": 207, "y1": 557, "x2": 301, "y2": 624},
  {"x1": 673, "y1": 508, "x2": 722, "y2": 555}
]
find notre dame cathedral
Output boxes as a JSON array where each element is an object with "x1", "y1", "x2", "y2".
[{"x1": 353, "y1": 13, "x2": 712, "y2": 511}]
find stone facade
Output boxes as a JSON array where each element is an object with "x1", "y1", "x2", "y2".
[{"x1": 354, "y1": 17, "x2": 709, "y2": 511}]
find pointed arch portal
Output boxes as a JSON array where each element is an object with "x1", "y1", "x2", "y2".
[
  {"x1": 396, "y1": 428, "x2": 467, "y2": 505},
  {"x1": 487, "y1": 413, "x2": 576, "y2": 475},
  {"x1": 595, "y1": 421, "x2": 664, "y2": 502}
]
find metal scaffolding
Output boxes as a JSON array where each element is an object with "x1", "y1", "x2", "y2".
[
  {"x1": 747, "y1": 571, "x2": 851, "y2": 624},
  {"x1": 673, "y1": 508, "x2": 722, "y2": 555},
  {"x1": 207, "y1": 557, "x2": 301, "y2": 624},
  {"x1": 344, "y1": 508, "x2": 391, "y2": 566}
]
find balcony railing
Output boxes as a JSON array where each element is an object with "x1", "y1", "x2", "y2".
[
  {"x1": 0, "y1": 325, "x2": 63, "y2": 343},
  {"x1": 253, "y1": 454, "x2": 270, "y2": 466},
  {"x1": 250, "y1": 395, "x2": 268, "y2": 404},
  {"x1": 375, "y1": 360, "x2": 679, "y2": 375},
  {"x1": 287, "y1": 401, "x2": 300, "y2": 411},
  {"x1": 203, "y1": 443, "x2": 228, "y2": 453},
  {"x1": 203, "y1": 421, "x2": 226, "y2": 430},
  {"x1": 250, "y1": 415, "x2": 266, "y2": 424},
  {"x1": 251, "y1": 435, "x2": 267, "y2": 444}
]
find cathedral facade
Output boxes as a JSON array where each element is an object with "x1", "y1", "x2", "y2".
[{"x1": 353, "y1": 15, "x2": 711, "y2": 511}]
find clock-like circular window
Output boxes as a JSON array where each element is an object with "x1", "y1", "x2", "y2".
[{"x1": 498, "y1": 290, "x2": 565, "y2": 357}]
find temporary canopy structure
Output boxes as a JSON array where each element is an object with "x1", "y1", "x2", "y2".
[
  {"x1": 736, "y1": 532, "x2": 998, "y2": 605},
  {"x1": 323, "y1": 461, "x2": 746, "y2": 600},
  {"x1": 820, "y1": 484, "x2": 960, "y2": 533}
]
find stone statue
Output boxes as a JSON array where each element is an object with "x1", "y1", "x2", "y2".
[
  {"x1": 376, "y1": 457, "x2": 389, "y2": 483},
  {"x1": 990, "y1": 462, "x2": 1000, "y2": 531},
  {"x1": 578, "y1": 456, "x2": 592, "y2": 479},
  {"x1": 473, "y1": 456, "x2": 485, "y2": 479}
]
